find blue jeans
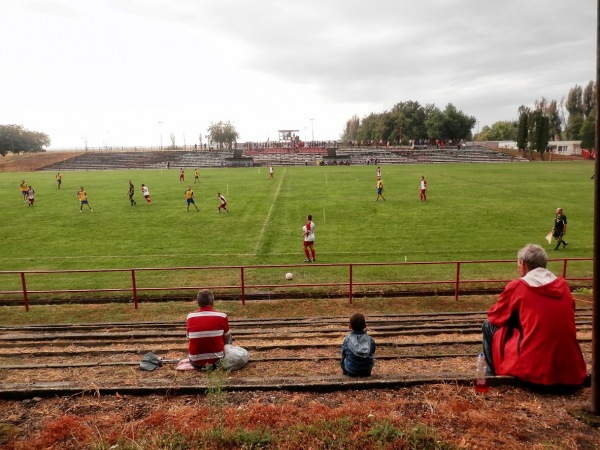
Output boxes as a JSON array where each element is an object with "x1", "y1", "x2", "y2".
[{"x1": 482, "y1": 320, "x2": 499, "y2": 376}]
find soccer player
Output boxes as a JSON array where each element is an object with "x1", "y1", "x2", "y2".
[
  {"x1": 56, "y1": 172, "x2": 62, "y2": 189},
  {"x1": 194, "y1": 168, "x2": 199, "y2": 183},
  {"x1": 141, "y1": 184, "x2": 152, "y2": 205},
  {"x1": 551, "y1": 207, "x2": 568, "y2": 250},
  {"x1": 77, "y1": 187, "x2": 93, "y2": 212},
  {"x1": 217, "y1": 193, "x2": 228, "y2": 213},
  {"x1": 26, "y1": 186, "x2": 35, "y2": 206},
  {"x1": 127, "y1": 180, "x2": 136, "y2": 206},
  {"x1": 420, "y1": 176, "x2": 427, "y2": 202},
  {"x1": 269, "y1": 166, "x2": 274, "y2": 178},
  {"x1": 303, "y1": 214, "x2": 316, "y2": 262},
  {"x1": 184, "y1": 186, "x2": 199, "y2": 212},
  {"x1": 179, "y1": 168, "x2": 185, "y2": 183},
  {"x1": 20, "y1": 180, "x2": 28, "y2": 201},
  {"x1": 375, "y1": 177, "x2": 385, "y2": 201}
]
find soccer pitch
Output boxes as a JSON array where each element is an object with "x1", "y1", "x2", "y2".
[{"x1": 0, "y1": 161, "x2": 594, "y2": 275}]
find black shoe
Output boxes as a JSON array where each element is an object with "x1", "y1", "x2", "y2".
[{"x1": 563, "y1": 242, "x2": 568, "y2": 248}]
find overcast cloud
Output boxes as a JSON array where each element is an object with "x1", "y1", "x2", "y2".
[{"x1": 0, "y1": 0, "x2": 595, "y2": 149}]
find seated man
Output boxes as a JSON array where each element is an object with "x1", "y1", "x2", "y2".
[
  {"x1": 482, "y1": 244, "x2": 586, "y2": 385},
  {"x1": 186, "y1": 289, "x2": 232, "y2": 369}
]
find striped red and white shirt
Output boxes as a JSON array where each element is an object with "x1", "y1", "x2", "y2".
[{"x1": 186, "y1": 306, "x2": 231, "y2": 366}]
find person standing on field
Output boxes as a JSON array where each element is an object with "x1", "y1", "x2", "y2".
[
  {"x1": 194, "y1": 168, "x2": 200, "y2": 183},
  {"x1": 303, "y1": 214, "x2": 316, "y2": 262},
  {"x1": 551, "y1": 208, "x2": 568, "y2": 250},
  {"x1": 375, "y1": 177, "x2": 385, "y2": 201},
  {"x1": 77, "y1": 186, "x2": 93, "y2": 212},
  {"x1": 217, "y1": 193, "x2": 228, "y2": 213},
  {"x1": 141, "y1": 184, "x2": 152, "y2": 205},
  {"x1": 420, "y1": 176, "x2": 427, "y2": 202},
  {"x1": 269, "y1": 166, "x2": 274, "y2": 178},
  {"x1": 56, "y1": 172, "x2": 62, "y2": 189},
  {"x1": 127, "y1": 180, "x2": 136, "y2": 206},
  {"x1": 179, "y1": 168, "x2": 185, "y2": 183},
  {"x1": 20, "y1": 180, "x2": 28, "y2": 201},
  {"x1": 26, "y1": 186, "x2": 35, "y2": 206},
  {"x1": 185, "y1": 186, "x2": 199, "y2": 212}
]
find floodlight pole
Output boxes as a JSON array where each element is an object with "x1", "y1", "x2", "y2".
[{"x1": 592, "y1": 0, "x2": 600, "y2": 414}]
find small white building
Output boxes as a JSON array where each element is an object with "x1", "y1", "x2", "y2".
[
  {"x1": 491, "y1": 140, "x2": 582, "y2": 156},
  {"x1": 546, "y1": 141, "x2": 582, "y2": 156}
]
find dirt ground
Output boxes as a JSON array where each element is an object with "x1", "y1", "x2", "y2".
[{"x1": 0, "y1": 383, "x2": 598, "y2": 449}]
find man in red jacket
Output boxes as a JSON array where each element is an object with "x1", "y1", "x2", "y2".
[{"x1": 482, "y1": 244, "x2": 586, "y2": 385}]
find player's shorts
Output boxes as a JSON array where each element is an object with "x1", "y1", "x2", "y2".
[
  {"x1": 220, "y1": 202, "x2": 227, "y2": 207},
  {"x1": 377, "y1": 188, "x2": 383, "y2": 195},
  {"x1": 553, "y1": 229, "x2": 564, "y2": 238},
  {"x1": 186, "y1": 198, "x2": 195, "y2": 205},
  {"x1": 420, "y1": 189, "x2": 426, "y2": 194},
  {"x1": 57, "y1": 180, "x2": 61, "y2": 185},
  {"x1": 304, "y1": 240, "x2": 314, "y2": 247},
  {"x1": 80, "y1": 200, "x2": 89, "y2": 205},
  {"x1": 144, "y1": 195, "x2": 151, "y2": 202}
]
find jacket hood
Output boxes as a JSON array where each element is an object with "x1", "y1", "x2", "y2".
[
  {"x1": 347, "y1": 332, "x2": 372, "y2": 358},
  {"x1": 521, "y1": 267, "x2": 563, "y2": 297}
]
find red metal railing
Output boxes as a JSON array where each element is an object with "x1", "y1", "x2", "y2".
[{"x1": 0, "y1": 257, "x2": 592, "y2": 311}]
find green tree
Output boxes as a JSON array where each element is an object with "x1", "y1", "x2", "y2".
[
  {"x1": 516, "y1": 112, "x2": 528, "y2": 153},
  {"x1": 391, "y1": 101, "x2": 427, "y2": 144},
  {"x1": 565, "y1": 113, "x2": 584, "y2": 140},
  {"x1": 582, "y1": 81, "x2": 594, "y2": 117},
  {"x1": 580, "y1": 110, "x2": 595, "y2": 151},
  {"x1": 206, "y1": 121, "x2": 239, "y2": 149},
  {"x1": 530, "y1": 110, "x2": 550, "y2": 159},
  {"x1": 0, "y1": 124, "x2": 50, "y2": 157},
  {"x1": 475, "y1": 121, "x2": 518, "y2": 141}
]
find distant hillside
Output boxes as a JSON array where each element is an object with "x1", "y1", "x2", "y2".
[{"x1": 0, "y1": 151, "x2": 84, "y2": 172}]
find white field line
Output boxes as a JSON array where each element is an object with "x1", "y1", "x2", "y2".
[{"x1": 254, "y1": 168, "x2": 286, "y2": 254}]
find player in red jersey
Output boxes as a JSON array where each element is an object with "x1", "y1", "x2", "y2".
[
  {"x1": 303, "y1": 214, "x2": 316, "y2": 262},
  {"x1": 217, "y1": 193, "x2": 228, "y2": 213}
]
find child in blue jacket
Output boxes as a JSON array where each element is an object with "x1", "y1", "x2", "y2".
[{"x1": 341, "y1": 313, "x2": 376, "y2": 377}]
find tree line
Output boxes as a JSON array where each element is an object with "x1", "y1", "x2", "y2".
[
  {"x1": 0, "y1": 125, "x2": 50, "y2": 157},
  {"x1": 340, "y1": 101, "x2": 477, "y2": 145},
  {"x1": 476, "y1": 81, "x2": 595, "y2": 153}
]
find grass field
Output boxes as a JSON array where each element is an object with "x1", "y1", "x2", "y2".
[{"x1": 0, "y1": 161, "x2": 594, "y2": 299}]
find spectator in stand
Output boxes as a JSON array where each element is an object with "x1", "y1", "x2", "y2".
[
  {"x1": 482, "y1": 244, "x2": 586, "y2": 385},
  {"x1": 186, "y1": 289, "x2": 232, "y2": 369},
  {"x1": 341, "y1": 313, "x2": 376, "y2": 377}
]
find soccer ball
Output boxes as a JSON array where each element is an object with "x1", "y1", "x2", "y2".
[{"x1": 285, "y1": 272, "x2": 293, "y2": 280}]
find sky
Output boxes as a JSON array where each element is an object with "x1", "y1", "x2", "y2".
[{"x1": 1, "y1": 0, "x2": 596, "y2": 150}]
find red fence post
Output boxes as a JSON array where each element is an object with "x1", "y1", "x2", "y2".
[
  {"x1": 20, "y1": 272, "x2": 29, "y2": 312},
  {"x1": 240, "y1": 267, "x2": 245, "y2": 306},
  {"x1": 561, "y1": 259, "x2": 568, "y2": 278},
  {"x1": 455, "y1": 262, "x2": 461, "y2": 301},
  {"x1": 349, "y1": 264, "x2": 353, "y2": 304},
  {"x1": 131, "y1": 270, "x2": 138, "y2": 309}
]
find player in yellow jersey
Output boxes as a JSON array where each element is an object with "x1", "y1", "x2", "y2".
[
  {"x1": 76, "y1": 186, "x2": 93, "y2": 212},
  {"x1": 375, "y1": 177, "x2": 385, "y2": 201},
  {"x1": 20, "y1": 180, "x2": 28, "y2": 201},
  {"x1": 184, "y1": 186, "x2": 199, "y2": 212},
  {"x1": 56, "y1": 172, "x2": 62, "y2": 189}
]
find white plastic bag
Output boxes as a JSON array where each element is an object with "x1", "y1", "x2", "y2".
[{"x1": 221, "y1": 344, "x2": 249, "y2": 370}]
